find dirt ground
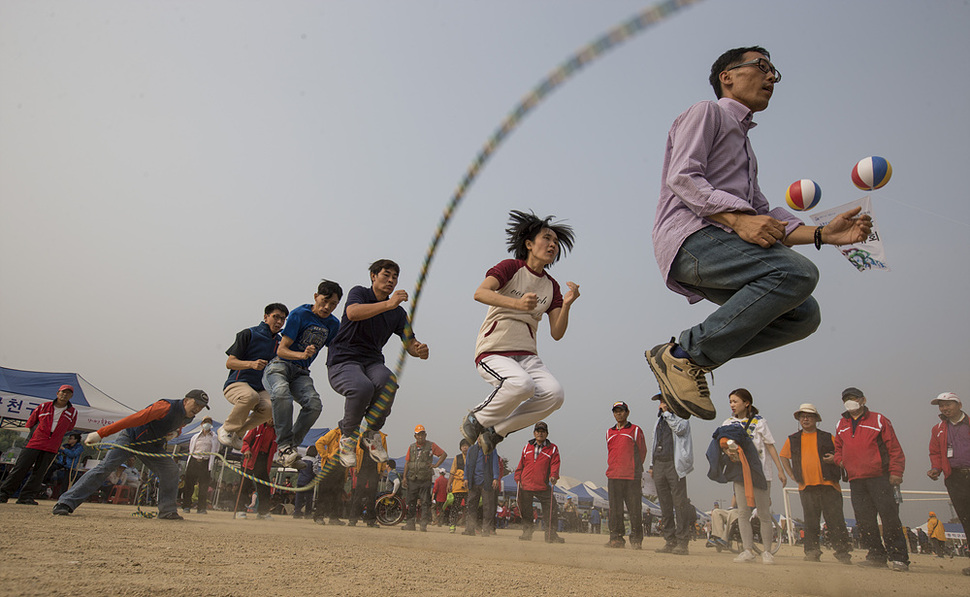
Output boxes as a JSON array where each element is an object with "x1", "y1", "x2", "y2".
[{"x1": 1, "y1": 502, "x2": 967, "y2": 597}]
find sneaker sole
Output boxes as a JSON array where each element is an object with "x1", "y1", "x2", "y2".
[
  {"x1": 646, "y1": 343, "x2": 717, "y2": 420},
  {"x1": 459, "y1": 414, "x2": 483, "y2": 446},
  {"x1": 645, "y1": 345, "x2": 693, "y2": 420}
]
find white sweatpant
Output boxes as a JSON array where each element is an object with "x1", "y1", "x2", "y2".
[{"x1": 473, "y1": 354, "x2": 564, "y2": 437}]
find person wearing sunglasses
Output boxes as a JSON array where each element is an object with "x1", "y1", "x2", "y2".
[{"x1": 646, "y1": 47, "x2": 873, "y2": 422}]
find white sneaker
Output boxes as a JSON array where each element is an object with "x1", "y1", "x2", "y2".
[
  {"x1": 217, "y1": 426, "x2": 243, "y2": 450},
  {"x1": 734, "y1": 550, "x2": 756, "y2": 563},
  {"x1": 282, "y1": 447, "x2": 302, "y2": 468},
  {"x1": 762, "y1": 551, "x2": 774, "y2": 565},
  {"x1": 338, "y1": 436, "x2": 358, "y2": 468},
  {"x1": 235, "y1": 512, "x2": 247, "y2": 519},
  {"x1": 362, "y1": 432, "x2": 388, "y2": 463}
]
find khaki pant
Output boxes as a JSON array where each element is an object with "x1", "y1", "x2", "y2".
[{"x1": 222, "y1": 382, "x2": 273, "y2": 434}]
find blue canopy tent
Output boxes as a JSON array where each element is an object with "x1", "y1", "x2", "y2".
[
  {"x1": 564, "y1": 483, "x2": 598, "y2": 508},
  {"x1": 0, "y1": 365, "x2": 136, "y2": 431}
]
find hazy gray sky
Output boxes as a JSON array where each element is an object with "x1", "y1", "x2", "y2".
[{"x1": 2, "y1": 0, "x2": 968, "y2": 523}]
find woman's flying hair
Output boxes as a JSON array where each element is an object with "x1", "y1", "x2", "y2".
[{"x1": 505, "y1": 209, "x2": 575, "y2": 265}]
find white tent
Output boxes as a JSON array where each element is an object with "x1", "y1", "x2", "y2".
[{"x1": 0, "y1": 366, "x2": 137, "y2": 431}]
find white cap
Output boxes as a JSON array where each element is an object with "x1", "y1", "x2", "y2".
[{"x1": 931, "y1": 392, "x2": 961, "y2": 406}]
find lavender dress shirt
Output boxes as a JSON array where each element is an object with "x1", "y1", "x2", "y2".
[{"x1": 652, "y1": 98, "x2": 803, "y2": 303}]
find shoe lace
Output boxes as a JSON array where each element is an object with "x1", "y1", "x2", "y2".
[{"x1": 684, "y1": 361, "x2": 711, "y2": 393}]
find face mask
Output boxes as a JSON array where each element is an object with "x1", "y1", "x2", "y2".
[
  {"x1": 843, "y1": 400, "x2": 860, "y2": 412},
  {"x1": 201, "y1": 423, "x2": 212, "y2": 431}
]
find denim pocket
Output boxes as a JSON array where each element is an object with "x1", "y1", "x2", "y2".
[{"x1": 670, "y1": 247, "x2": 701, "y2": 287}]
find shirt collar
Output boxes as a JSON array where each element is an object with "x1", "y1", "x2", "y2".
[{"x1": 717, "y1": 97, "x2": 757, "y2": 131}]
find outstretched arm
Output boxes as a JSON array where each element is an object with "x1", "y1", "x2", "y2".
[{"x1": 783, "y1": 206, "x2": 873, "y2": 246}]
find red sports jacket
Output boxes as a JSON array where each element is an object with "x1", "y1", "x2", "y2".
[
  {"x1": 606, "y1": 422, "x2": 647, "y2": 480},
  {"x1": 25, "y1": 400, "x2": 78, "y2": 453},
  {"x1": 514, "y1": 439, "x2": 560, "y2": 492},
  {"x1": 241, "y1": 423, "x2": 277, "y2": 475},
  {"x1": 834, "y1": 409, "x2": 905, "y2": 481},
  {"x1": 929, "y1": 416, "x2": 970, "y2": 479}
]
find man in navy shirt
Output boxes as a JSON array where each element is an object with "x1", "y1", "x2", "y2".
[
  {"x1": 327, "y1": 259, "x2": 429, "y2": 468},
  {"x1": 264, "y1": 280, "x2": 342, "y2": 467},
  {"x1": 219, "y1": 303, "x2": 288, "y2": 451}
]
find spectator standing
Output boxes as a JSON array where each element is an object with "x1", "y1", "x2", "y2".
[
  {"x1": 182, "y1": 416, "x2": 217, "y2": 514},
  {"x1": 650, "y1": 393, "x2": 694, "y2": 555},
  {"x1": 605, "y1": 401, "x2": 647, "y2": 550},
  {"x1": 236, "y1": 421, "x2": 277, "y2": 520},
  {"x1": 514, "y1": 421, "x2": 564, "y2": 543},
  {"x1": 314, "y1": 428, "x2": 348, "y2": 525},
  {"x1": 927, "y1": 512, "x2": 948, "y2": 558},
  {"x1": 464, "y1": 441, "x2": 500, "y2": 536},
  {"x1": 779, "y1": 403, "x2": 852, "y2": 564},
  {"x1": 449, "y1": 439, "x2": 470, "y2": 532},
  {"x1": 432, "y1": 470, "x2": 449, "y2": 526},
  {"x1": 833, "y1": 387, "x2": 908, "y2": 571},
  {"x1": 0, "y1": 384, "x2": 78, "y2": 505},
  {"x1": 402, "y1": 425, "x2": 446, "y2": 532},
  {"x1": 348, "y1": 430, "x2": 387, "y2": 528},
  {"x1": 927, "y1": 391, "x2": 970, "y2": 576}
]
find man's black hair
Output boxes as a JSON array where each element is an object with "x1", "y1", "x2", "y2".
[
  {"x1": 368, "y1": 259, "x2": 400, "y2": 277},
  {"x1": 505, "y1": 210, "x2": 575, "y2": 266},
  {"x1": 709, "y1": 46, "x2": 770, "y2": 99},
  {"x1": 316, "y1": 279, "x2": 343, "y2": 300},
  {"x1": 264, "y1": 302, "x2": 289, "y2": 317}
]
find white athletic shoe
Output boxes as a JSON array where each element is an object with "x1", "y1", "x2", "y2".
[
  {"x1": 235, "y1": 512, "x2": 247, "y2": 519},
  {"x1": 762, "y1": 551, "x2": 774, "y2": 565},
  {"x1": 362, "y1": 431, "x2": 388, "y2": 463},
  {"x1": 734, "y1": 550, "x2": 756, "y2": 563},
  {"x1": 338, "y1": 436, "x2": 358, "y2": 468},
  {"x1": 217, "y1": 426, "x2": 243, "y2": 450},
  {"x1": 282, "y1": 447, "x2": 302, "y2": 468}
]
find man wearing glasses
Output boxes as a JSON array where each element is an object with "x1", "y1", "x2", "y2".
[{"x1": 646, "y1": 47, "x2": 873, "y2": 422}]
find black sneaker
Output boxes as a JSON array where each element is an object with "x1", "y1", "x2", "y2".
[
  {"x1": 460, "y1": 413, "x2": 485, "y2": 445},
  {"x1": 158, "y1": 511, "x2": 184, "y2": 520},
  {"x1": 605, "y1": 539, "x2": 625, "y2": 548},
  {"x1": 671, "y1": 544, "x2": 689, "y2": 555},
  {"x1": 655, "y1": 543, "x2": 676, "y2": 554},
  {"x1": 52, "y1": 503, "x2": 72, "y2": 516},
  {"x1": 477, "y1": 427, "x2": 504, "y2": 455},
  {"x1": 366, "y1": 522, "x2": 381, "y2": 528},
  {"x1": 545, "y1": 535, "x2": 565, "y2": 544},
  {"x1": 16, "y1": 498, "x2": 39, "y2": 505}
]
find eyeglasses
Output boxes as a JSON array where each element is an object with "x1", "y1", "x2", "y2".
[{"x1": 724, "y1": 58, "x2": 781, "y2": 82}]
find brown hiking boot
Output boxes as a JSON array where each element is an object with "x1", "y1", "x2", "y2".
[{"x1": 645, "y1": 340, "x2": 716, "y2": 420}]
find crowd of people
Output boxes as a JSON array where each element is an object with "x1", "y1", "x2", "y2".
[{"x1": 0, "y1": 45, "x2": 966, "y2": 580}]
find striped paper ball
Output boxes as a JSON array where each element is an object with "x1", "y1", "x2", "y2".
[
  {"x1": 851, "y1": 156, "x2": 892, "y2": 190},
  {"x1": 785, "y1": 179, "x2": 821, "y2": 211}
]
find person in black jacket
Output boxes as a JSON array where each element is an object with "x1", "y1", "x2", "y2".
[{"x1": 779, "y1": 403, "x2": 851, "y2": 564}]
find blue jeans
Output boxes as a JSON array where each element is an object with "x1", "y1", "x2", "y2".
[
  {"x1": 328, "y1": 361, "x2": 395, "y2": 435},
  {"x1": 56, "y1": 430, "x2": 179, "y2": 515},
  {"x1": 670, "y1": 226, "x2": 821, "y2": 368},
  {"x1": 263, "y1": 358, "x2": 322, "y2": 449}
]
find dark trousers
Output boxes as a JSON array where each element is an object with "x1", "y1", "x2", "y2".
[
  {"x1": 799, "y1": 484, "x2": 851, "y2": 556},
  {"x1": 849, "y1": 475, "x2": 908, "y2": 564},
  {"x1": 608, "y1": 477, "x2": 643, "y2": 545},
  {"x1": 944, "y1": 468, "x2": 970, "y2": 560},
  {"x1": 314, "y1": 464, "x2": 346, "y2": 521},
  {"x1": 238, "y1": 454, "x2": 271, "y2": 515},
  {"x1": 518, "y1": 487, "x2": 560, "y2": 539},
  {"x1": 449, "y1": 491, "x2": 467, "y2": 527},
  {"x1": 181, "y1": 457, "x2": 211, "y2": 510},
  {"x1": 349, "y1": 461, "x2": 380, "y2": 523},
  {"x1": 466, "y1": 481, "x2": 497, "y2": 533},
  {"x1": 653, "y1": 460, "x2": 691, "y2": 546},
  {"x1": 293, "y1": 469, "x2": 315, "y2": 517},
  {"x1": 405, "y1": 478, "x2": 432, "y2": 526},
  {"x1": 0, "y1": 447, "x2": 56, "y2": 501}
]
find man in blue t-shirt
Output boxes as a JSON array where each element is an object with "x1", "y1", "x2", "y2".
[
  {"x1": 264, "y1": 280, "x2": 342, "y2": 467},
  {"x1": 219, "y1": 303, "x2": 289, "y2": 451},
  {"x1": 327, "y1": 259, "x2": 430, "y2": 468}
]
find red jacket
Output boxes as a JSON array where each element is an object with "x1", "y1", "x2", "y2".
[
  {"x1": 514, "y1": 439, "x2": 560, "y2": 492},
  {"x1": 25, "y1": 400, "x2": 78, "y2": 453},
  {"x1": 606, "y1": 422, "x2": 647, "y2": 480},
  {"x1": 242, "y1": 423, "x2": 277, "y2": 475},
  {"x1": 834, "y1": 409, "x2": 905, "y2": 481},
  {"x1": 929, "y1": 415, "x2": 969, "y2": 479}
]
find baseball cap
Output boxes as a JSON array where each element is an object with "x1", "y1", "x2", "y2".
[
  {"x1": 841, "y1": 387, "x2": 864, "y2": 401},
  {"x1": 58, "y1": 384, "x2": 74, "y2": 393},
  {"x1": 929, "y1": 511, "x2": 936, "y2": 517},
  {"x1": 185, "y1": 389, "x2": 210, "y2": 409},
  {"x1": 793, "y1": 403, "x2": 821, "y2": 421},
  {"x1": 414, "y1": 424, "x2": 426, "y2": 434},
  {"x1": 534, "y1": 421, "x2": 549, "y2": 432},
  {"x1": 931, "y1": 392, "x2": 961, "y2": 406},
  {"x1": 612, "y1": 401, "x2": 629, "y2": 411},
  {"x1": 650, "y1": 393, "x2": 663, "y2": 401}
]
